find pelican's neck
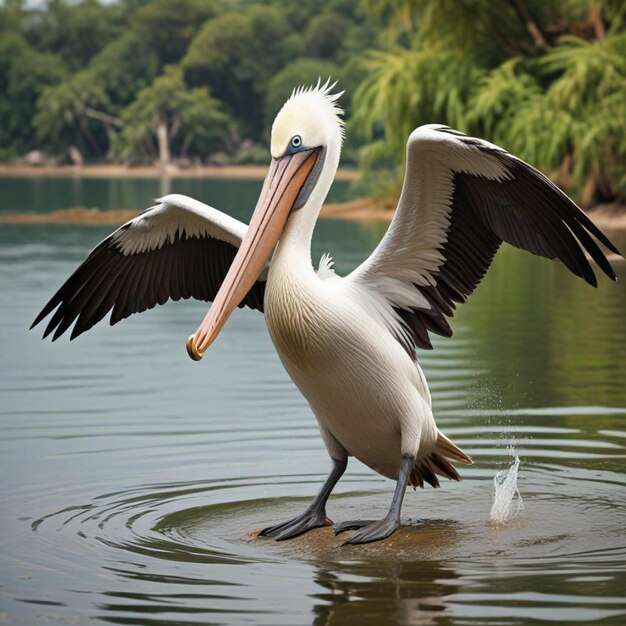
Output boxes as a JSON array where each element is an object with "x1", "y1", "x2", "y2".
[
  {"x1": 271, "y1": 144, "x2": 339, "y2": 275},
  {"x1": 273, "y1": 201, "x2": 320, "y2": 270}
]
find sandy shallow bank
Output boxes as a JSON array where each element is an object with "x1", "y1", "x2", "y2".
[
  {"x1": 0, "y1": 163, "x2": 358, "y2": 182},
  {"x1": 0, "y1": 199, "x2": 386, "y2": 225},
  {"x1": 324, "y1": 198, "x2": 626, "y2": 229},
  {"x1": 1, "y1": 198, "x2": 624, "y2": 264},
  {"x1": 1, "y1": 197, "x2": 622, "y2": 228}
]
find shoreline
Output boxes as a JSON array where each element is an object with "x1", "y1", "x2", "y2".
[
  {"x1": 0, "y1": 162, "x2": 358, "y2": 182},
  {"x1": 325, "y1": 199, "x2": 626, "y2": 232},
  {"x1": 1, "y1": 199, "x2": 624, "y2": 232},
  {"x1": 1, "y1": 165, "x2": 621, "y2": 230}
]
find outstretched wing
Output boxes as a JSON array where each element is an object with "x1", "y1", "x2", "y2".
[
  {"x1": 348, "y1": 125, "x2": 620, "y2": 354},
  {"x1": 32, "y1": 194, "x2": 266, "y2": 341}
]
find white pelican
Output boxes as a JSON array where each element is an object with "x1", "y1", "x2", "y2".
[{"x1": 32, "y1": 81, "x2": 620, "y2": 544}]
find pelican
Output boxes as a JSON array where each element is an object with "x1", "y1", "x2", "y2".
[{"x1": 32, "y1": 81, "x2": 620, "y2": 545}]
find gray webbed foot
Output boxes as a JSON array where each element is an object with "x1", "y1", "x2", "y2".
[
  {"x1": 333, "y1": 519, "x2": 377, "y2": 535},
  {"x1": 340, "y1": 516, "x2": 399, "y2": 545},
  {"x1": 258, "y1": 509, "x2": 332, "y2": 541},
  {"x1": 258, "y1": 458, "x2": 347, "y2": 541}
]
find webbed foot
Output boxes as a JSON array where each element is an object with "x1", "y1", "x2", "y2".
[
  {"x1": 340, "y1": 516, "x2": 400, "y2": 545},
  {"x1": 258, "y1": 509, "x2": 332, "y2": 541},
  {"x1": 333, "y1": 519, "x2": 377, "y2": 535}
]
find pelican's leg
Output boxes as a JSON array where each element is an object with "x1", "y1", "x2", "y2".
[
  {"x1": 335, "y1": 453, "x2": 414, "y2": 545},
  {"x1": 258, "y1": 458, "x2": 347, "y2": 541}
]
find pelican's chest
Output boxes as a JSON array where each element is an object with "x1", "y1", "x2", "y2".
[{"x1": 264, "y1": 271, "x2": 319, "y2": 367}]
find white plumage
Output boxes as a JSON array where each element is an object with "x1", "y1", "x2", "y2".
[
  {"x1": 33, "y1": 82, "x2": 619, "y2": 544},
  {"x1": 111, "y1": 194, "x2": 252, "y2": 255}
]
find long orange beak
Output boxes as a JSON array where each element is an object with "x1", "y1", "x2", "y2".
[{"x1": 186, "y1": 147, "x2": 321, "y2": 361}]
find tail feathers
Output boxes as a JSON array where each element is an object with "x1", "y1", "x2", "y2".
[
  {"x1": 436, "y1": 431, "x2": 473, "y2": 465},
  {"x1": 409, "y1": 431, "x2": 473, "y2": 489}
]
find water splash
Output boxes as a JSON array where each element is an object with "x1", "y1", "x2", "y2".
[{"x1": 489, "y1": 451, "x2": 524, "y2": 525}]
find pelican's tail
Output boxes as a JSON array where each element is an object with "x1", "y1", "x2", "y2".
[
  {"x1": 409, "y1": 431, "x2": 473, "y2": 489},
  {"x1": 435, "y1": 431, "x2": 473, "y2": 465}
]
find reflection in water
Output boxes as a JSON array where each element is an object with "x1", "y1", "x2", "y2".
[
  {"x1": 21, "y1": 467, "x2": 625, "y2": 624},
  {"x1": 312, "y1": 559, "x2": 459, "y2": 626},
  {"x1": 0, "y1": 180, "x2": 625, "y2": 625},
  {"x1": 159, "y1": 175, "x2": 172, "y2": 198}
]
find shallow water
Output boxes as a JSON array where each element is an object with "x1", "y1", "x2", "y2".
[{"x1": 1, "y1": 176, "x2": 625, "y2": 625}]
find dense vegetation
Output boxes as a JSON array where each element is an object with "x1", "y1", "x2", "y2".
[{"x1": 0, "y1": 0, "x2": 624, "y2": 205}]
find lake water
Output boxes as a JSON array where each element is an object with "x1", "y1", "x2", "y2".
[{"x1": 1, "y1": 176, "x2": 625, "y2": 625}]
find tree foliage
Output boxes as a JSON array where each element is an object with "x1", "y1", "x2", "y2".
[
  {"x1": 0, "y1": 0, "x2": 623, "y2": 203},
  {"x1": 128, "y1": 0, "x2": 222, "y2": 68},
  {"x1": 353, "y1": 0, "x2": 626, "y2": 204},
  {"x1": 304, "y1": 14, "x2": 350, "y2": 60},
  {"x1": 0, "y1": 0, "x2": 374, "y2": 166},
  {"x1": 0, "y1": 33, "x2": 66, "y2": 158},
  {"x1": 35, "y1": 68, "x2": 114, "y2": 156},
  {"x1": 33, "y1": 0, "x2": 121, "y2": 71},
  {"x1": 112, "y1": 66, "x2": 229, "y2": 165},
  {"x1": 183, "y1": 6, "x2": 293, "y2": 136}
]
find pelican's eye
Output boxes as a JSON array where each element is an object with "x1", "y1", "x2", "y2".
[{"x1": 289, "y1": 135, "x2": 302, "y2": 150}]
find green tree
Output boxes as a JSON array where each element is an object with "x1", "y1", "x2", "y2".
[
  {"x1": 34, "y1": 31, "x2": 162, "y2": 159},
  {"x1": 35, "y1": 69, "x2": 117, "y2": 157},
  {"x1": 0, "y1": 33, "x2": 66, "y2": 158},
  {"x1": 304, "y1": 14, "x2": 350, "y2": 60},
  {"x1": 33, "y1": 0, "x2": 122, "y2": 71},
  {"x1": 471, "y1": 33, "x2": 626, "y2": 204},
  {"x1": 353, "y1": 0, "x2": 626, "y2": 204},
  {"x1": 112, "y1": 66, "x2": 229, "y2": 166},
  {"x1": 128, "y1": 0, "x2": 222, "y2": 68},
  {"x1": 184, "y1": 5, "x2": 292, "y2": 138},
  {"x1": 32, "y1": 0, "x2": 221, "y2": 160},
  {"x1": 0, "y1": 0, "x2": 27, "y2": 33}
]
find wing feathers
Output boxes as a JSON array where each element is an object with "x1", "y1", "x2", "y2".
[
  {"x1": 466, "y1": 173, "x2": 596, "y2": 285},
  {"x1": 351, "y1": 125, "x2": 620, "y2": 356},
  {"x1": 32, "y1": 196, "x2": 266, "y2": 341}
]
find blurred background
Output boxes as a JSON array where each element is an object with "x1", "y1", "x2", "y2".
[{"x1": 0, "y1": 0, "x2": 624, "y2": 207}]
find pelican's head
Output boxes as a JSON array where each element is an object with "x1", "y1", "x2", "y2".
[
  {"x1": 187, "y1": 80, "x2": 344, "y2": 360},
  {"x1": 271, "y1": 81, "x2": 344, "y2": 176}
]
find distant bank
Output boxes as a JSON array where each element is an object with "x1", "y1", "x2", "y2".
[
  {"x1": 1, "y1": 199, "x2": 624, "y2": 241},
  {"x1": 0, "y1": 165, "x2": 622, "y2": 239},
  {"x1": 0, "y1": 163, "x2": 358, "y2": 182}
]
